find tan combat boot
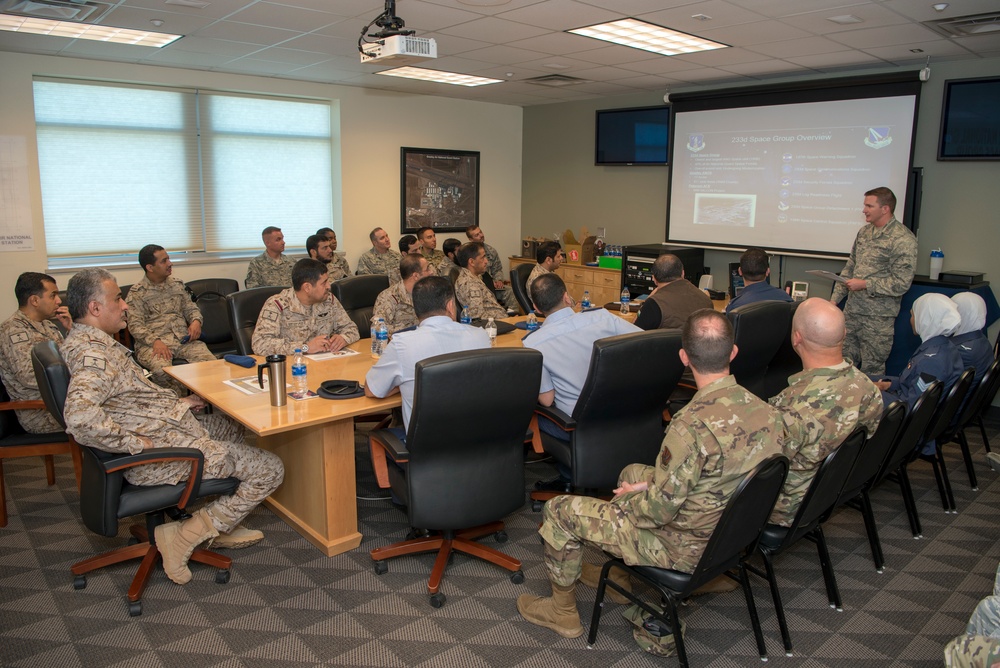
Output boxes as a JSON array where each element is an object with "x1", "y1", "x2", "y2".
[
  {"x1": 210, "y1": 525, "x2": 264, "y2": 549},
  {"x1": 578, "y1": 562, "x2": 632, "y2": 604},
  {"x1": 517, "y1": 582, "x2": 584, "y2": 639},
  {"x1": 154, "y1": 508, "x2": 219, "y2": 585},
  {"x1": 691, "y1": 574, "x2": 740, "y2": 596}
]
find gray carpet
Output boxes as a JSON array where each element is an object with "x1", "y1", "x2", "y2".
[{"x1": 2, "y1": 415, "x2": 999, "y2": 667}]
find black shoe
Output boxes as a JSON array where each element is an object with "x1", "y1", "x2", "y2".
[{"x1": 534, "y1": 477, "x2": 571, "y2": 493}]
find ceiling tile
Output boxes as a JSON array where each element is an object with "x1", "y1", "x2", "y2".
[
  {"x1": 280, "y1": 33, "x2": 358, "y2": 57},
  {"x1": 718, "y1": 58, "x2": 801, "y2": 76},
  {"x1": 778, "y1": 3, "x2": 909, "y2": 34},
  {"x1": 497, "y1": 0, "x2": 621, "y2": 31},
  {"x1": 698, "y1": 20, "x2": 812, "y2": 47},
  {"x1": 247, "y1": 46, "x2": 332, "y2": 65},
  {"x1": 504, "y1": 30, "x2": 605, "y2": 55},
  {"x1": 225, "y1": 2, "x2": 343, "y2": 31},
  {"x1": 459, "y1": 44, "x2": 548, "y2": 64},
  {"x1": 881, "y1": 0, "x2": 1000, "y2": 22},
  {"x1": 641, "y1": 1, "x2": 770, "y2": 32},
  {"x1": 438, "y1": 16, "x2": 551, "y2": 43},
  {"x1": 570, "y1": 45, "x2": 663, "y2": 66},
  {"x1": 100, "y1": 6, "x2": 217, "y2": 34},
  {"x1": 165, "y1": 36, "x2": 263, "y2": 57},
  {"x1": 192, "y1": 20, "x2": 302, "y2": 45},
  {"x1": 120, "y1": 0, "x2": 255, "y2": 21},
  {"x1": 748, "y1": 36, "x2": 851, "y2": 58},
  {"x1": 784, "y1": 49, "x2": 884, "y2": 69},
  {"x1": 826, "y1": 22, "x2": 945, "y2": 49}
]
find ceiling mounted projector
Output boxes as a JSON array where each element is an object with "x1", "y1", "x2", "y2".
[{"x1": 360, "y1": 34, "x2": 437, "y2": 64}]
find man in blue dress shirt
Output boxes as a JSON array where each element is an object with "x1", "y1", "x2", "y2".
[{"x1": 725, "y1": 247, "x2": 793, "y2": 313}]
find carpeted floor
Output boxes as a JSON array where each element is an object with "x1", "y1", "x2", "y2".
[{"x1": 2, "y1": 414, "x2": 999, "y2": 667}]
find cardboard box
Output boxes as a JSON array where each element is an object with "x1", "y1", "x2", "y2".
[
  {"x1": 563, "y1": 243, "x2": 582, "y2": 265},
  {"x1": 581, "y1": 236, "x2": 597, "y2": 264}
]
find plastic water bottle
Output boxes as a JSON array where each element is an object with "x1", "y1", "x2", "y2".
[
  {"x1": 929, "y1": 248, "x2": 944, "y2": 281},
  {"x1": 291, "y1": 348, "x2": 308, "y2": 393},
  {"x1": 460, "y1": 305, "x2": 472, "y2": 324},
  {"x1": 581, "y1": 290, "x2": 591, "y2": 310},
  {"x1": 370, "y1": 316, "x2": 378, "y2": 356},
  {"x1": 526, "y1": 313, "x2": 539, "y2": 331},
  {"x1": 372, "y1": 318, "x2": 388, "y2": 359},
  {"x1": 620, "y1": 287, "x2": 631, "y2": 314},
  {"x1": 486, "y1": 317, "x2": 497, "y2": 346}
]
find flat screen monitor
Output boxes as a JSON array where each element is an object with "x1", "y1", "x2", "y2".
[
  {"x1": 938, "y1": 76, "x2": 1000, "y2": 160},
  {"x1": 595, "y1": 106, "x2": 670, "y2": 166}
]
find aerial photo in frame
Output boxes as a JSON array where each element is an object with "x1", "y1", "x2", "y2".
[{"x1": 401, "y1": 147, "x2": 480, "y2": 232}]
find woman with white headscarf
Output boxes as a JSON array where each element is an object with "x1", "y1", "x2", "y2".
[{"x1": 950, "y1": 292, "x2": 993, "y2": 385}]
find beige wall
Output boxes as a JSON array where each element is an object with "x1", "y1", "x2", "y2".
[{"x1": 0, "y1": 52, "x2": 523, "y2": 315}]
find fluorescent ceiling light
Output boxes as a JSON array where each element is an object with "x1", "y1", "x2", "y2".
[
  {"x1": 0, "y1": 14, "x2": 181, "y2": 46},
  {"x1": 377, "y1": 67, "x2": 503, "y2": 87},
  {"x1": 568, "y1": 18, "x2": 728, "y2": 56}
]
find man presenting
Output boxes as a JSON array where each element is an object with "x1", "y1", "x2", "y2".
[
  {"x1": 61, "y1": 269, "x2": 283, "y2": 581},
  {"x1": 245, "y1": 226, "x2": 295, "y2": 289},
  {"x1": 356, "y1": 227, "x2": 402, "y2": 282},
  {"x1": 634, "y1": 254, "x2": 712, "y2": 330},
  {"x1": 316, "y1": 227, "x2": 351, "y2": 280},
  {"x1": 372, "y1": 254, "x2": 435, "y2": 335},
  {"x1": 454, "y1": 242, "x2": 508, "y2": 321},
  {"x1": 126, "y1": 245, "x2": 217, "y2": 394},
  {"x1": 517, "y1": 309, "x2": 783, "y2": 639},
  {"x1": 725, "y1": 248, "x2": 793, "y2": 312},
  {"x1": 830, "y1": 187, "x2": 918, "y2": 375},
  {"x1": 252, "y1": 259, "x2": 359, "y2": 356}
]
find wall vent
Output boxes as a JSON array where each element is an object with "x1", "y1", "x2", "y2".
[{"x1": 523, "y1": 74, "x2": 590, "y2": 87}]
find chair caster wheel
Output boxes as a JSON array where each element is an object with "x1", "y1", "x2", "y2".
[
  {"x1": 128, "y1": 600, "x2": 142, "y2": 617},
  {"x1": 73, "y1": 575, "x2": 87, "y2": 590},
  {"x1": 215, "y1": 569, "x2": 230, "y2": 584},
  {"x1": 429, "y1": 592, "x2": 446, "y2": 608},
  {"x1": 495, "y1": 530, "x2": 508, "y2": 543},
  {"x1": 972, "y1": 487, "x2": 979, "y2": 492},
  {"x1": 405, "y1": 528, "x2": 429, "y2": 541},
  {"x1": 510, "y1": 570, "x2": 525, "y2": 584},
  {"x1": 531, "y1": 500, "x2": 542, "y2": 512},
  {"x1": 373, "y1": 561, "x2": 388, "y2": 575}
]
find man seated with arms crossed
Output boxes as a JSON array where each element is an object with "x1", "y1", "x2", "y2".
[
  {"x1": 454, "y1": 242, "x2": 509, "y2": 321},
  {"x1": 725, "y1": 247, "x2": 793, "y2": 313},
  {"x1": 126, "y1": 245, "x2": 217, "y2": 395},
  {"x1": 634, "y1": 254, "x2": 712, "y2": 330},
  {"x1": 523, "y1": 273, "x2": 640, "y2": 491},
  {"x1": 518, "y1": 309, "x2": 784, "y2": 642},
  {"x1": 356, "y1": 227, "x2": 402, "y2": 283},
  {"x1": 466, "y1": 225, "x2": 516, "y2": 309},
  {"x1": 372, "y1": 254, "x2": 436, "y2": 335},
  {"x1": 252, "y1": 259, "x2": 359, "y2": 356},
  {"x1": 527, "y1": 241, "x2": 564, "y2": 291},
  {"x1": 316, "y1": 227, "x2": 350, "y2": 280},
  {"x1": 0, "y1": 272, "x2": 73, "y2": 434},
  {"x1": 61, "y1": 269, "x2": 283, "y2": 580},
  {"x1": 245, "y1": 226, "x2": 295, "y2": 289}
]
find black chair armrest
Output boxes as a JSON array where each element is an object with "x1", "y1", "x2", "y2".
[
  {"x1": 369, "y1": 429, "x2": 410, "y2": 489},
  {"x1": 534, "y1": 404, "x2": 576, "y2": 431}
]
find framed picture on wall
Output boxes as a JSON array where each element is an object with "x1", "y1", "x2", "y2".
[
  {"x1": 400, "y1": 147, "x2": 480, "y2": 233},
  {"x1": 938, "y1": 76, "x2": 1000, "y2": 160}
]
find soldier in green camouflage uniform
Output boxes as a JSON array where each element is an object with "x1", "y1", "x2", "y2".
[
  {"x1": 768, "y1": 298, "x2": 883, "y2": 525},
  {"x1": 944, "y1": 563, "x2": 1000, "y2": 668},
  {"x1": 245, "y1": 226, "x2": 296, "y2": 289},
  {"x1": 373, "y1": 255, "x2": 434, "y2": 335},
  {"x1": 316, "y1": 228, "x2": 351, "y2": 280},
  {"x1": 455, "y1": 242, "x2": 508, "y2": 320},
  {"x1": 62, "y1": 268, "x2": 284, "y2": 583},
  {"x1": 127, "y1": 246, "x2": 217, "y2": 395},
  {"x1": 252, "y1": 259, "x2": 359, "y2": 356},
  {"x1": 0, "y1": 272, "x2": 71, "y2": 433},
  {"x1": 356, "y1": 227, "x2": 402, "y2": 283},
  {"x1": 830, "y1": 187, "x2": 917, "y2": 376},
  {"x1": 518, "y1": 309, "x2": 784, "y2": 640}
]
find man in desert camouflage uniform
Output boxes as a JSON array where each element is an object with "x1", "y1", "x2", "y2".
[
  {"x1": 528, "y1": 241, "x2": 564, "y2": 292},
  {"x1": 126, "y1": 245, "x2": 217, "y2": 395},
  {"x1": 454, "y1": 242, "x2": 508, "y2": 321},
  {"x1": 356, "y1": 227, "x2": 402, "y2": 283},
  {"x1": 245, "y1": 226, "x2": 295, "y2": 289},
  {"x1": 61, "y1": 268, "x2": 283, "y2": 582},
  {"x1": 252, "y1": 258, "x2": 359, "y2": 356},
  {"x1": 372, "y1": 254, "x2": 435, "y2": 335},
  {"x1": 316, "y1": 227, "x2": 351, "y2": 280},
  {"x1": 830, "y1": 187, "x2": 917, "y2": 376},
  {"x1": 416, "y1": 226, "x2": 450, "y2": 275},
  {"x1": 944, "y1": 563, "x2": 1000, "y2": 668},
  {"x1": 466, "y1": 225, "x2": 516, "y2": 310},
  {"x1": 517, "y1": 309, "x2": 784, "y2": 640},
  {"x1": 769, "y1": 298, "x2": 882, "y2": 526},
  {"x1": 0, "y1": 272, "x2": 72, "y2": 433}
]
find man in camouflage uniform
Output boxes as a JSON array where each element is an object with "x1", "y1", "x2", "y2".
[
  {"x1": 454, "y1": 242, "x2": 508, "y2": 321},
  {"x1": 769, "y1": 298, "x2": 882, "y2": 526},
  {"x1": 439, "y1": 238, "x2": 461, "y2": 278},
  {"x1": 372, "y1": 254, "x2": 435, "y2": 335},
  {"x1": 252, "y1": 259, "x2": 359, "y2": 356},
  {"x1": 518, "y1": 309, "x2": 784, "y2": 639},
  {"x1": 61, "y1": 268, "x2": 284, "y2": 582},
  {"x1": 944, "y1": 563, "x2": 1000, "y2": 668},
  {"x1": 528, "y1": 241, "x2": 565, "y2": 291},
  {"x1": 0, "y1": 272, "x2": 72, "y2": 433},
  {"x1": 466, "y1": 225, "x2": 516, "y2": 310},
  {"x1": 126, "y1": 245, "x2": 217, "y2": 395},
  {"x1": 417, "y1": 226, "x2": 450, "y2": 275},
  {"x1": 245, "y1": 226, "x2": 295, "y2": 289},
  {"x1": 356, "y1": 227, "x2": 402, "y2": 283},
  {"x1": 316, "y1": 227, "x2": 351, "y2": 280},
  {"x1": 830, "y1": 187, "x2": 918, "y2": 376}
]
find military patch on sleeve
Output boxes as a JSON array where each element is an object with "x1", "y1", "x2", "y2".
[
  {"x1": 9, "y1": 332, "x2": 29, "y2": 344},
  {"x1": 318, "y1": 311, "x2": 330, "y2": 318},
  {"x1": 83, "y1": 355, "x2": 107, "y2": 371},
  {"x1": 264, "y1": 310, "x2": 279, "y2": 321}
]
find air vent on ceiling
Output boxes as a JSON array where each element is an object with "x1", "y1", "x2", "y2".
[
  {"x1": 523, "y1": 74, "x2": 590, "y2": 87},
  {"x1": 924, "y1": 12, "x2": 1000, "y2": 38},
  {"x1": 0, "y1": 0, "x2": 113, "y2": 22}
]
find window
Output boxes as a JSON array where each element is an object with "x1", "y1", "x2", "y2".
[{"x1": 33, "y1": 79, "x2": 335, "y2": 263}]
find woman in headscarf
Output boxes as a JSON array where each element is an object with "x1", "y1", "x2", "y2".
[{"x1": 950, "y1": 292, "x2": 993, "y2": 386}]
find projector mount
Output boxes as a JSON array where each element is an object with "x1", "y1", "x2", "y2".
[{"x1": 358, "y1": 0, "x2": 415, "y2": 54}]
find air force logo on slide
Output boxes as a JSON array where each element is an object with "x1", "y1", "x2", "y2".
[
  {"x1": 686, "y1": 134, "x2": 705, "y2": 153},
  {"x1": 864, "y1": 126, "x2": 893, "y2": 149}
]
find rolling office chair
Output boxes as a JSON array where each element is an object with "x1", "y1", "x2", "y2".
[
  {"x1": 226, "y1": 286, "x2": 283, "y2": 355},
  {"x1": 331, "y1": 274, "x2": 389, "y2": 338},
  {"x1": 510, "y1": 263, "x2": 535, "y2": 315},
  {"x1": 185, "y1": 278, "x2": 240, "y2": 357},
  {"x1": 31, "y1": 340, "x2": 239, "y2": 616},
  {"x1": 727, "y1": 300, "x2": 794, "y2": 399}
]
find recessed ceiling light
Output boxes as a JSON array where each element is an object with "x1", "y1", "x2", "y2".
[
  {"x1": 376, "y1": 67, "x2": 503, "y2": 87},
  {"x1": 910, "y1": 48, "x2": 924, "y2": 53},
  {"x1": 827, "y1": 14, "x2": 864, "y2": 25},
  {"x1": 932, "y1": 3, "x2": 949, "y2": 11},
  {"x1": 567, "y1": 18, "x2": 728, "y2": 56},
  {"x1": 0, "y1": 14, "x2": 182, "y2": 46}
]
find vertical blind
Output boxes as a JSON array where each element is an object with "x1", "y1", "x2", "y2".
[{"x1": 33, "y1": 79, "x2": 334, "y2": 260}]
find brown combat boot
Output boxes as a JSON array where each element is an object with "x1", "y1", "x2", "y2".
[
  {"x1": 154, "y1": 508, "x2": 218, "y2": 585},
  {"x1": 578, "y1": 562, "x2": 632, "y2": 604},
  {"x1": 517, "y1": 582, "x2": 584, "y2": 639},
  {"x1": 691, "y1": 574, "x2": 740, "y2": 596},
  {"x1": 210, "y1": 525, "x2": 264, "y2": 550}
]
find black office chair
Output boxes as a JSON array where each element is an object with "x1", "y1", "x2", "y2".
[
  {"x1": 331, "y1": 274, "x2": 389, "y2": 338},
  {"x1": 747, "y1": 426, "x2": 868, "y2": 655},
  {"x1": 727, "y1": 301, "x2": 794, "y2": 398},
  {"x1": 30, "y1": 340, "x2": 240, "y2": 616},
  {"x1": 186, "y1": 278, "x2": 240, "y2": 357},
  {"x1": 530, "y1": 330, "x2": 684, "y2": 509},
  {"x1": 226, "y1": 286, "x2": 283, "y2": 355},
  {"x1": 915, "y1": 367, "x2": 976, "y2": 512},
  {"x1": 510, "y1": 263, "x2": 535, "y2": 315},
  {"x1": 938, "y1": 359, "x2": 1000, "y2": 487},
  {"x1": 588, "y1": 455, "x2": 790, "y2": 668},
  {"x1": 756, "y1": 301, "x2": 802, "y2": 400},
  {"x1": 369, "y1": 348, "x2": 542, "y2": 607}
]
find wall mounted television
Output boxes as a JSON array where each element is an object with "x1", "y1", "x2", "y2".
[
  {"x1": 938, "y1": 76, "x2": 1000, "y2": 160},
  {"x1": 595, "y1": 105, "x2": 670, "y2": 165}
]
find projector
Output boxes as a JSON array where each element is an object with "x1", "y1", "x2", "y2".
[{"x1": 360, "y1": 35, "x2": 437, "y2": 65}]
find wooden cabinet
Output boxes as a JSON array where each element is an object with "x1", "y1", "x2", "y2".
[{"x1": 510, "y1": 257, "x2": 622, "y2": 306}]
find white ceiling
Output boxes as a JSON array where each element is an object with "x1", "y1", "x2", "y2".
[{"x1": 2, "y1": 0, "x2": 999, "y2": 106}]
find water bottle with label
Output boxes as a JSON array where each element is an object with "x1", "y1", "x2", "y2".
[
  {"x1": 620, "y1": 287, "x2": 631, "y2": 314},
  {"x1": 460, "y1": 305, "x2": 472, "y2": 324},
  {"x1": 370, "y1": 316, "x2": 378, "y2": 356},
  {"x1": 486, "y1": 317, "x2": 497, "y2": 346},
  {"x1": 373, "y1": 318, "x2": 388, "y2": 359},
  {"x1": 929, "y1": 248, "x2": 944, "y2": 281},
  {"x1": 291, "y1": 348, "x2": 308, "y2": 393},
  {"x1": 526, "y1": 312, "x2": 539, "y2": 331},
  {"x1": 581, "y1": 290, "x2": 591, "y2": 310}
]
